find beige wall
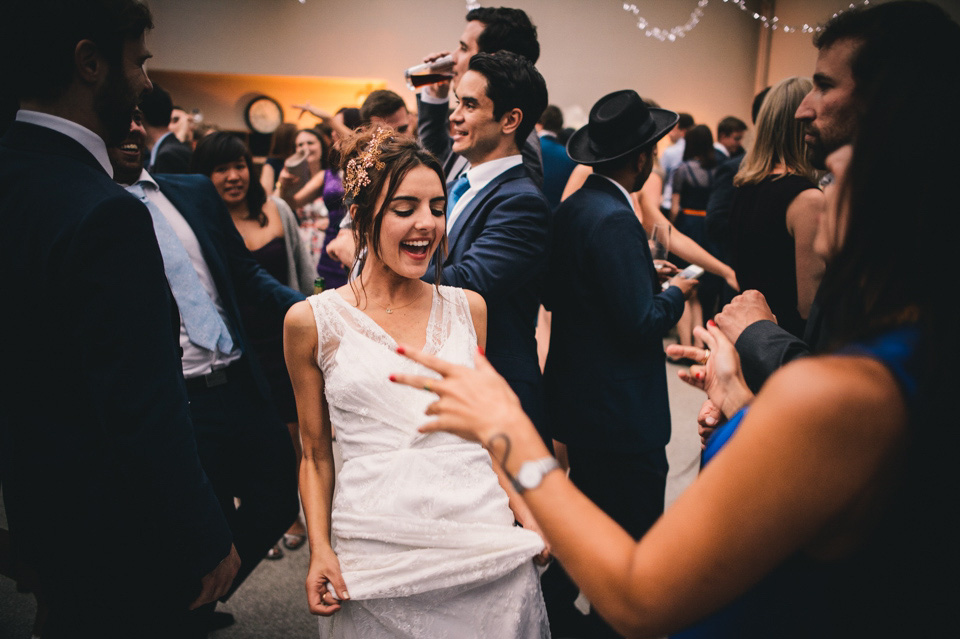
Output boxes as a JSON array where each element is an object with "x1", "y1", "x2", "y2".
[{"x1": 145, "y1": 0, "x2": 960, "y2": 141}]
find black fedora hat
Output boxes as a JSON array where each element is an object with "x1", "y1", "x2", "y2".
[{"x1": 567, "y1": 90, "x2": 679, "y2": 165}]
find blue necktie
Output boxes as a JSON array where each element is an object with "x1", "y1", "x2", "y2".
[
  {"x1": 447, "y1": 173, "x2": 471, "y2": 218},
  {"x1": 129, "y1": 182, "x2": 235, "y2": 354}
]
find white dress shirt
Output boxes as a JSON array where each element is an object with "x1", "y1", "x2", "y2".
[
  {"x1": 448, "y1": 154, "x2": 523, "y2": 231},
  {"x1": 127, "y1": 169, "x2": 241, "y2": 377}
]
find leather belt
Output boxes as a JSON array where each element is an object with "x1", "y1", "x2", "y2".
[{"x1": 184, "y1": 361, "x2": 243, "y2": 393}]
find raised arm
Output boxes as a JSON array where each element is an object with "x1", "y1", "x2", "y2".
[
  {"x1": 634, "y1": 191, "x2": 739, "y2": 291},
  {"x1": 392, "y1": 345, "x2": 907, "y2": 637},
  {"x1": 283, "y1": 301, "x2": 348, "y2": 614}
]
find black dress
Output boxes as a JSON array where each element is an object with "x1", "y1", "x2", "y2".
[
  {"x1": 242, "y1": 236, "x2": 299, "y2": 422},
  {"x1": 729, "y1": 174, "x2": 818, "y2": 339}
]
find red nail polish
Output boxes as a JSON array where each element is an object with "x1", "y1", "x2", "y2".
[
  {"x1": 396, "y1": 346, "x2": 406, "y2": 355},
  {"x1": 477, "y1": 346, "x2": 485, "y2": 356},
  {"x1": 389, "y1": 374, "x2": 396, "y2": 382},
  {"x1": 707, "y1": 320, "x2": 717, "y2": 327}
]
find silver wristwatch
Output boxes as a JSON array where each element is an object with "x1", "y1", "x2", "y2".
[{"x1": 511, "y1": 456, "x2": 561, "y2": 494}]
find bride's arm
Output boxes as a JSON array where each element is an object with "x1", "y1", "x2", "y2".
[{"x1": 284, "y1": 301, "x2": 348, "y2": 615}]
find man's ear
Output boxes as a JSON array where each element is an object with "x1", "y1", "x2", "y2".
[
  {"x1": 636, "y1": 149, "x2": 652, "y2": 173},
  {"x1": 75, "y1": 40, "x2": 104, "y2": 84},
  {"x1": 499, "y1": 108, "x2": 523, "y2": 136}
]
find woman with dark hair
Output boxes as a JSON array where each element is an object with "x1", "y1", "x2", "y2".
[
  {"x1": 278, "y1": 127, "x2": 349, "y2": 288},
  {"x1": 671, "y1": 124, "x2": 720, "y2": 349},
  {"x1": 283, "y1": 126, "x2": 549, "y2": 638},
  {"x1": 388, "y1": 5, "x2": 959, "y2": 634},
  {"x1": 192, "y1": 132, "x2": 315, "y2": 558},
  {"x1": 730, "y1": 77, "x2": 824, "y2": 339},
  {"x1": 260, "y1": 122, "x2": 298, "y2": 196}
]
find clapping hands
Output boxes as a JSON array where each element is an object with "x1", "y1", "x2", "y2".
[{"x1": 666, "y1": 321, "x2": 754, "y2": 420}]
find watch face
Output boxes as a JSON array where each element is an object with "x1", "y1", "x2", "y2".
[
  {"x1": 246, "y1": 96, "x2": 283, "y2": 134},
  {"x1": 517, "y1": 465, "x2": 539, "y2": 488}
]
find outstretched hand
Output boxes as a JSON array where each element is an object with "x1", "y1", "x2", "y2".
[
  {"x1": 292, "y1": 101, "x2": 332, "y2": 122},
  {"x1": 666, "y1": 321, "x2": 753, "y2": 419},
  {"x1": 389, "y1": 346, "x2": 533, "y2": 445}
]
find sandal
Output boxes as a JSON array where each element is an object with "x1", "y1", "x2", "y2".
[
  {"x1": 283, "y1": 532, "x2": 307, "y2": 550},
  {"x1": 266, "y1": 543, "x2": 284, "y2": 560}
]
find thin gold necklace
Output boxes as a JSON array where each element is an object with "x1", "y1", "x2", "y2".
[{"x1": 369, "y1": 286, "x2": 426, "y2": 314}]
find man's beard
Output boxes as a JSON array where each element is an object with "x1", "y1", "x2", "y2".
[{"x1": 95, "y1": 67, "x2": 140, "y2": 147}]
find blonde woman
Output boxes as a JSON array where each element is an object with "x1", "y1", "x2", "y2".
[{"x1": 729, "y1": 77, "x2": 825, "y2": 338}]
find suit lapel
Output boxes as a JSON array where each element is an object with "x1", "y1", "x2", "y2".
[{"x1": 446, "y1": 164, "x2": 523, "y2": 254}]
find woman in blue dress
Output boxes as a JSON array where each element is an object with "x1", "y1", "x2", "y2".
[{"x1": 386, "y1": 4, "x2": 959, "y2": 635}]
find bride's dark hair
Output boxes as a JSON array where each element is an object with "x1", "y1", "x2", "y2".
[{"x1": 339, "y1": 125, "x2": 447, "y2": 297}]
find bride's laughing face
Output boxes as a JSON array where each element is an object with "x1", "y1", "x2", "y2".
[{"x1": 370, "y1": 165, "x2": 446, "y2": 279}]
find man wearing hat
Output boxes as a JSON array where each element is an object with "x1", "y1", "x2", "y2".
[{"x1": 541, "y1": 88, "x2": 697, "y2": 638}]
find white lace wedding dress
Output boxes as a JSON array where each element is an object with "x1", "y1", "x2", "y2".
[{"x1": 308, "y1": 286, "x2": 550, "y2": 638}]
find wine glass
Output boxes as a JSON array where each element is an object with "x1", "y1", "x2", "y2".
[{"x1": 650, "y1": 223, "x2": 670, "y2": 262}]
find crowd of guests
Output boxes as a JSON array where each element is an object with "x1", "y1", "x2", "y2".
[{"x1": 1, "y1": 1, "x2": 957, "y2": 638}]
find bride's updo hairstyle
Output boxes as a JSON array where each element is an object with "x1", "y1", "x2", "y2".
[{"x1": 340, "y1": 125, "x2": 447, "y2": 283}]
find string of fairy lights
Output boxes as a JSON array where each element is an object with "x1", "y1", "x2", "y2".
[
  {"x1": 624, "y1": 0, "x2": 872, "y2": 41},
  {"x1": 451, "y1": 1, "x2": 874, "y2": 43}
]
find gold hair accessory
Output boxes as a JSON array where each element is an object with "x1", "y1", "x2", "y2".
[{"x1": 344, "y1": 127, "x2": 392, "y2": 198}]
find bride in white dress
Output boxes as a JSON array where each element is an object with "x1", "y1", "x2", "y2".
[{"x1": 283, "y1": 127, "x2": 550, "y2": 638}]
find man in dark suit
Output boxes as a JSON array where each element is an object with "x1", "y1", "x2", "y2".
[
  {"x1": 142, "y1": 82, "x2": 192, "y2": 174},
  {"x1": 108, "y1": 107, "x2": 303, "y2": 621},
  {"x1": 536, "y1": 105, "x2": 577, "y2": 209},
  {"x1": 423, "y1": 51, "x2": 551, "y2": 443},
  {"x1": 543, "y1": 90, "x2": 696, "y2": 638},
  {"x1": 0, "y1": 2, "x2": 237, "y2": 636},
  {"x1": 417, "y1": 6, "x2": 543, "y2": 187}
]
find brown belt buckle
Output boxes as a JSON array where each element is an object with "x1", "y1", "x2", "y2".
[{"x1": 204, "y1": 368, "x2": 228, "y2": 388}]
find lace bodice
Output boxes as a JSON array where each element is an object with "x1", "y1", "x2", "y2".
[{"x1": 309, "y1": 285, "x2": 478, "y2": 463}]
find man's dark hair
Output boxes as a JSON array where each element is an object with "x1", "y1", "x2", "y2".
[
  {"x1": 468, "y1": 51, "x2": 548, "y2": 148},
  {"x1": 466, "y1": 7, "x2": 540, "y2": 64},
  {"x1": 360, "y1": 90, "x2": 407, "y2": 124},
  {"x1": 815, "y1": 1, "x2": 952, "y2": 105},
  {"x1": 538, "y1": 105, "x2": 563, "y2": 134},
  {"x1": 717, "y1": 116, "x2": 747, "y2": 137},
  {"x1": 140, "y1": 83, "x2": 173, "y2": 128},
  {"x1": 593, "y1": 148, "x2": 651, "y2": 177},
  {"x1": 677, "y1": 113, "x2": 694, "y2": 130},
  {"x1": 750, "y1": 87, "x2": 771, "y2": 124},
  {"x1": 336, "y1": 106, "x2": 362, "y2": 131},
  {"x1": 4, "y1": 0, "x2": 152, "y2": 102}
]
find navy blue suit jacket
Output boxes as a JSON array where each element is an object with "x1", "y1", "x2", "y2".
[
  {"x1": 0, "y1": 122, "x2": 231, "y2": 605},
  {"x1": 539, "y1": 134, "x2": 577, "y2": 209},
  {"x1": 424, "y1": 163, "x2": 551, "y2": 435},
  {"x1": 152, "y1": 173, "x2": 304, "y2": 399},
  {"x1": 544, "y1": 174, "x2": 685, "y2": 452}
]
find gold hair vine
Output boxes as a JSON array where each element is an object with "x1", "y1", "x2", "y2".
[{"x1": 344, "y1": 127, "x2": 392, "y2": 198}]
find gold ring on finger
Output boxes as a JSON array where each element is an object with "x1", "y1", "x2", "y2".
[
  {"x1": 423, "y1": 382, "x2": 432, "y2": 392},
  {"x1": 699, "y1": 349, "x2": 711, "y2": 365}
]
